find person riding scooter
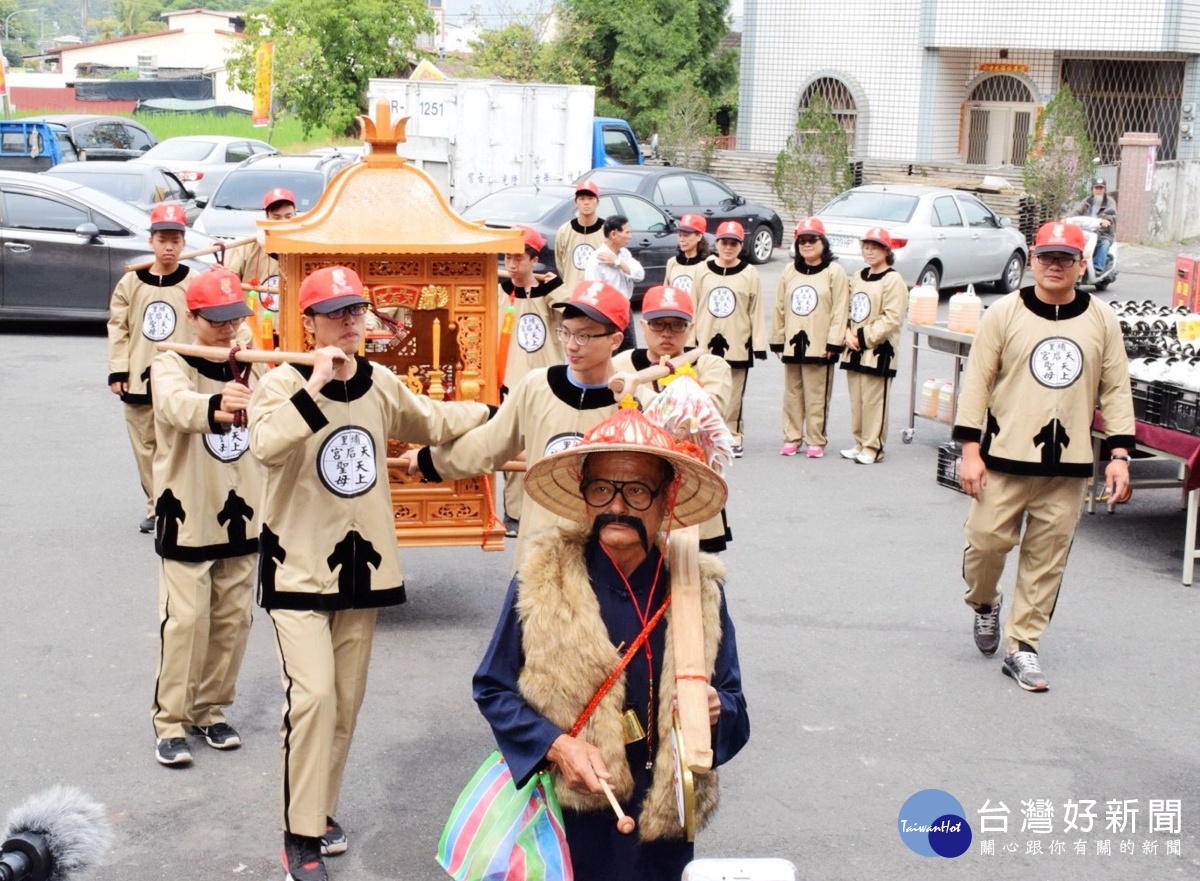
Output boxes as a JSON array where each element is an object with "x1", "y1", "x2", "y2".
[{"x1": 1073, "y1": 177, "x2": 1117, "y2": 274}]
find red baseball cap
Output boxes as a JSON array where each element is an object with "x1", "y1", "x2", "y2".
[
  {"x1": 861, "y1": 227, "x2": 893, "y2": 250},
  {"x1": 187, "y1": 266, "x2": 252, "y2": 321},
  {"x1": 1033, "y1": 221, "x2": 1086, "y2": 255},
  {"x1": 299, "y1": 265, "x2": 369, "y2": 314},
  {"x1": 641, "y1": 285, "x2": 694, "y2": 321},
  {"x1": 715, "y1": 220, "x2": 744, "y2": 242},
  {"x1": 552, "y1": 280, "x2": 630, "y2": 331},
  {"x1": 150, "y1": 202, "x2": 187, "y2": 232},
  {"x1": 794, "y1": 217, "x2": 826, "y2": 238},
  {"x1": 575, "y1": 179, "x2": 601, "y2": 198},
  {"x1": 518, "y1": 225, "x2": 546, "y2": 254},
  {"x1": 678, "y1": 214, "x2": 707, "y2": 234},
  {"x1": 263, "y1": 187, "x2": 296, "y2": 211}
]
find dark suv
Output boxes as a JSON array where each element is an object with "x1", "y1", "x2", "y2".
[
  {"x1": 192, "y1": 151, "x2": 358, "y2": 239},
  {"x1": 19, "y1": 114, "x2": 158, "y2": 162}
]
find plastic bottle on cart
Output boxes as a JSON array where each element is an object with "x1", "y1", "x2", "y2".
[
  {"x1": 947, "y1": 285, "x2": 982, "y2": 334},
  {"x1": 907, "y1": 285, "x2": 938, "y2": 325},
  {"x1": 937, "y1": 381, "x2": 956, "y2": 423},
  {"x1": 921, "y1": 378, "x2": 942, "y2": 418}
]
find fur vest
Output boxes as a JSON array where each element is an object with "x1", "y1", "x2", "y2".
[{"x1": 516, "y1": 526, "x2": 726, "y2": 841}]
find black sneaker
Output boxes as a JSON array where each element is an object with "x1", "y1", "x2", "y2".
[
  {"x1": 155, "y1": 737, "x2": 192, "y2": 766},
  {"x1": 282, "y1": 832, "x2": 327, "y2": 881},
  {"x1": 1002, "y1": 650, "x2": 1049, "y2": 692},
  {"x1": 503, "y1": 517, "x2": 519, "y2": 539},
  {"x1": 972, "y1": 596, "x2": 1002, "y2": 656},
  {"x1": 139, "y1": 516, "x2": 156, "y2": 534},
  {"x1": 321, "y1": 817, "x2": 347, "y2": 856},
  {"x1": 191, "y1": 722, "x2": 241, "y2": 750}
]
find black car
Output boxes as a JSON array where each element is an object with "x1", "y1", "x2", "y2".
[
  {"x1": 461, "y1": 184, "x2": 681, "y2": 300},
  {"x1": 582, "y1": 166, "x2": 784, "y2": 264},
  {"x1": 43, "y1": 161, "x2": 200, "y2": 224},
  {"x1": 19, "y1": 114, "x2": 158, "y2": 162}
]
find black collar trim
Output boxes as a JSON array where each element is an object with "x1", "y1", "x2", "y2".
[
  {"x1": 502, "y1": 276, "x2": 564, "y2": 299},
  {"x1": 795, "y1": 256, "x2": 833, "y2": 275},
  {"x1": 572, "y1": 218, "x2": 605, "y2": 235},
  {"x1": 183, "y1": 354, "x2": 235, "y2": 381},
  {"x1": 136, "y1": 265, "x2": 190, "y2": 287},
  {"x1": 547, "y1": 364, "x2": 617, "y2": 409},
  {"x1": 1019, "y1": 285, "x2": 1090, "y2": 320},
  {"x1": 290, "y1": 355, "x2": 374, "y2": 401},
  {"x1": 860, "y1": 267, "x2": 895, "y2": 282},
  {"x1": 706, "y1": 258, "x2": 748, "y2": 277},
  {"x1": 675, "y1": 252, "x2": 705, "y2": 266}
]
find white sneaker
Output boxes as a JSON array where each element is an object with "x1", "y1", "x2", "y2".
[
  {"x1": 854, "y1": 451, "x2": 877, "y2": 464},
  {"x1": 839, "y1": 447, "x2": 861, "y2": 460}
]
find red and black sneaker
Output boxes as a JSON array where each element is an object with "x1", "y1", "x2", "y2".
[{"x1": 282, "y1": 832, "x2": 327, "y2": 881}]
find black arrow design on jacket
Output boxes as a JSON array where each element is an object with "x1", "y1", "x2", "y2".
[
  {"x1": 790, "y1": 329, "x2": 810, "y2": 357},
  {"x1": 875, "y1": 339, "x2": 896, "y2": 374},
  {"x1": 154, "y1": 489, "x2": 186, "y2": 550},
  {"x1": 327, "y1": 530, "x2": 383, "y2": 599},
  {"x1": 1033, "y1": 418, "x2": 1070, "y2": 466},
  {"x1": 708, "y1": 333, "x2": 730, "y2": 358},
  {"x1": 981, "y1": 411, "x2": 1001, "y2": 455},
  {"x1": 217, "y1": 490, "x2": 254, "y2": 546},
  {"x1": 259, "y1": 525, "x2": 287, "y2": 593}
]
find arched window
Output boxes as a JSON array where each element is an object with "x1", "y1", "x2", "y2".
[
  {"x1": 799, "y1": 77, "x2": 858, "y2": 155},
  {"x1": 965, "y1": 75, "x2": 1037, "y2": 166}
]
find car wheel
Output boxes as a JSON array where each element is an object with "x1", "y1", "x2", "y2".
[
  {"x1": 1096, "y1": 280, "x2": 1111, "y2": 291},
  {"x1": 917, "y1": 262, "x2": 941, "y2": 290},
  {"x1": 996, "y1": 251, "x2": 1025, "y2": 293},
  {"x1": 748, "y1": 224, "x2": 774, "y2": 264}
]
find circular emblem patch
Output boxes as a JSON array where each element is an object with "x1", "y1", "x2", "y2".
[
  {"x1": 790, "y1": 284, "x2": 818, "y2": 316},
  {"x1": 669, "y1": 273, "x2": 694, "y2": 293},
  {"x1": 516, "y1": 313, "x2": 547, "y2": 353},
  {"x1": 543, "y1": 432, "x2": 584, "y2": 457},
  {"x1": 849, "y1": 291, "x2": 871, "y2": 324},
  {"x1": 1030, "y1": 337, "x2": 1084, "y2": 388},
  {"x1": 707, "y1": 286, "x2": 736, "y2": 318},
  {"x1": 142, "y1": 301, "x2": 177, "y2": 341},
  {"x1": 572, "y1": 243, "x2": 596, "y2": 270},
  {"x1": 203, "y1": 425, "x2": 249, "y2": 462},
  {"x1": 317, "y1": 426, "x2": 377, "y2": 498},
  {"x1": 260, "y1": 275, "x2": 280, "y2": 312}
]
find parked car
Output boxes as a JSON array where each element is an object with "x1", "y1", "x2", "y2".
[
  {"x1": 193, "y1": 151, "x2": 358, "y2": 239},
  {"x1": 815, "y1": 184, "x2": 1028, "y2": 292},
  {"x1": 0, "y1": 171, "x2": 215, "y2": 321},
  {"x1": 19, "y1": 114, "x2": 158, "y2": 162},
  {"x1": 43, "y1": 161, "x2": 200, "y2": 224},
  {"x1": 461, "y1": 184, "x2": 681, "y2": 300},
  {"x1": 135, "y1": 136, "x2": 279, "y2": 201},
  {"x1": 582, "y1": 166, "x2": 784, "y2": 264}
]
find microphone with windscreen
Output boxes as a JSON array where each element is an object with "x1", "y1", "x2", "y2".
[{"x1": 0, "y1": 786, "x2": 112, "y2": 881}]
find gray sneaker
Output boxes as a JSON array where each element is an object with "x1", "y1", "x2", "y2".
[
  {"x1": 1003, "y1": 650, "x2": 1049, "y2": 692},
  {"x1": 972, "y1": 596, "x2": 1002, "y2": 656},
  {"x1": 155, "y1": 737, "x2": 193, "y2": 766}
]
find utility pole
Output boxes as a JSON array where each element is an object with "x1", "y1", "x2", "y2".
[{"x1": 80, "y1": 0, "x2": 88, "y2": 41}]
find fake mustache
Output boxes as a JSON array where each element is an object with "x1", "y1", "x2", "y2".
[{"x1": 591, "y1": 513, "x2": 650, "y2": 551}]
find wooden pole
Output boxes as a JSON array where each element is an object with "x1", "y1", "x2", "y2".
[
  {"x1": 668, "y1": 524, "x2": 713, "y2": 772},
  {"x1": 608, "y1": 347, "x2": 704, "y2": 398},
  {"x1": 154, "y1": 341, "x2": 329, "y2": 366},
  {"x1": 125, "y1": 236, "x2": 257, "y2": 273}
]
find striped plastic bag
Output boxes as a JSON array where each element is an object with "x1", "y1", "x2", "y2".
[{"x1": 437, "y1": 750, "x2": 573, "y2": 881}]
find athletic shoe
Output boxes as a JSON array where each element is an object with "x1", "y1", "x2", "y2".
[
  {"x1": 806, "y1": 446, "x2": 824, "y2": 459},
  {"x1": 191, "y1": 722, "x2": 241, "y2": 750},
  {"x1": 321, "y1": 817, "x2": 347, "y2": 856},
  {"x1": 780, "y1": 442, "x2": 800, "y2": 456},
  {"x1": 839, "y1": 447, "x2": 861, "y2": 460},
  {"x1": 503, "y1": 517, "x2": 519, "y2": 539},
  {"x1": 731, "y1": 445, "x2": 744, "y2": 458},
  {"x1": 139, "y1": 516, "x2": 156, "y2": 534},
  {"x1": 972, "y1": 596, "x2": 1002, "y2": 656},
  {"x1": 1002, "y1": 651, "x2": 1049, "y2": 692},
  {"x1": 283, "y1": 832, "x2": 327, "y2": 881},
  {"x1": 854, "y1": 451, "x2": 877, "y2": 465},
  {"x1": 155, "y1": 737, "x2": 192, "y2": 767}
]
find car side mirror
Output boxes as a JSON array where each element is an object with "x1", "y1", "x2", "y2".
[
  {"x1": 734, "y1": 195, "x2": 745, "y2": 207},
  {"x1": 75, "y1": 222, "x2": 101, "y2": 242},
  {"x1": 195, "y1": 196, "x2": 208, "y2": 208},
  {"x1": 999, "y1": 216, "x2": 1011, "y2": 228}
]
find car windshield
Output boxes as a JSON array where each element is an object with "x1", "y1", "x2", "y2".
[
  {"x1": 145, "y1": 141, "x2": 217, "y2": 161},
  {"x1": 822, "y1": 191, "x2": 919, "y2": 224},
  {"x1": 51, "y1": 171, "x2": 143, "y2": 201},
  {"x1": 210, "y1": 170, "x2": 325, "y2": 210},
  {"x1": 462, "y1": 191, "x2": 563, "y2": 223},
  {"x1": 588, "y1": 171, "x2": 644, "y2": 191}
]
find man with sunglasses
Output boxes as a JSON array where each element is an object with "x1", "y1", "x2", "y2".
[
  {"x1": 248, "y1": 266, "x2": 493, "y2": 881},
  {"x1": 148, "y1": 266, "x2": 264, "y2": 768},
  {"x1": 613, "y1": 285, "x2": 734, "y2": 552},
  {"x1": 953, "y1": 221, "x2": 1134, "y2": 693}
]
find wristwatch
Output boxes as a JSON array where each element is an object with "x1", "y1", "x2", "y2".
[{"x1": 1111, "y1": 453, "x2": 1131, "y2": 462}]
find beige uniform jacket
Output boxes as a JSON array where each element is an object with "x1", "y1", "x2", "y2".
[
  {"x1": 692, "y1": 259, "x2": 765, "y2": 368},
  {"x1": 839, "y1": 267, "x2": 906, "y2": 377},
  {"x1": 107, "y1": 266, "x2": 194, "y2": 404},
  {"x1": 771, "y1": 259, "x2": 850, "y2": 363}
]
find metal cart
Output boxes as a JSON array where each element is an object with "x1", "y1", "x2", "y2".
[{"x1": 903, "y1": 321, "x2": 975, "y2": 443}]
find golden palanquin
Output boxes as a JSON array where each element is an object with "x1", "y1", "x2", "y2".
[{"x1": 260, "y1": 103, "x2": 522, "y2": 550}]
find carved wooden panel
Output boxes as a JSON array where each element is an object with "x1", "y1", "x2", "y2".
[
  {"x1": 457, "y1": 286, "x2": 484, "y2": 307},
  {"x1": 430, "y1": 499, "x2": 482, "y2": 520},
  {"x1": 367, "y1": 259, "x2": 422, "y2": 279},
  {"x1": 431, "y1": 259, "x2": 484, "y2": 278}
]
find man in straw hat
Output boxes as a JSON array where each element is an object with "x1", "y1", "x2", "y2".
[{"x1": 473, "y1": 405, "x2": 750, "y2": 881}]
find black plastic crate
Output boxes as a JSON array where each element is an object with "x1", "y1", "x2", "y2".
[
  {"x1": 1167, "y1": 387, "x2": 1200, "y2": 436},
  {"x1": 936, "y1": 442, "x2": 969, "y2": 495},
  {"x1": 1132, "y1": 379, "x2": 1177, "y2": 427}
]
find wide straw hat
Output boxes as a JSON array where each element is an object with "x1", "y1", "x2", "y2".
[{"x1": 524, "y1": 407, "x2": 728, "y2": 527}]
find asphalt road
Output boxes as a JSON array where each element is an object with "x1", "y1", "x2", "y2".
[{"x1": 1, "y1": 245, "x2": 1197, "y2": 881}]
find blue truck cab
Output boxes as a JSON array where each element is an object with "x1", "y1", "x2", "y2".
[
  {"x1": 0, "y1": 120, "x2": 66, "y2": 171},
  {"x1": 593, "y1": 117, "x2": 644, "y2": 167}
]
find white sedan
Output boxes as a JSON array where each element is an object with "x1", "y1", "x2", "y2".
[{"x1": 133, "y1": 135, "x2": 278, "y2": 201}]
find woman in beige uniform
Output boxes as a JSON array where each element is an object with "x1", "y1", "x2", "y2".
[{"x1": 664, "y1": 212, "x2": 710, "y2": 295}]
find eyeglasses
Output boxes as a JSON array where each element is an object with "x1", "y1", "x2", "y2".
[
  {"x1": 556, "y1": 326, "x2": 615, "y2": 346},
  {"x1": 646, "y1": 318, "x2": 689, "y2": 333},
  {"x1": 796, "y1": 236, "x2": 821, "y2": 246},
  {"x1": 198, "y1": 314, "x2": 242, "y2": 328},
  {"x1": 580, "y1": 477, "x2": 668, "y2": 511},
  {"x1": 1035, "y1": 252, "x2": 1080, "y2": 268},
  {"x1": 320, "y1": 303, "x2": 370, "y2": 319}
]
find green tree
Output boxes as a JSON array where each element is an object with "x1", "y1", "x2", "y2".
[
  {"x1": 1023, "y1": 84, "x2": 1096, "y2": 222},
  {"x1": 773, "y1": 98, "x2": 853, "y2": 218},
  {"x1": 657, "y1": 83, "x2": 718, "y2": 170},
  {"x1": 466, "y1": 23, "x2": 552, "y2": 82},
  {"x1": 226, "y1": 0, "x2": 434, "y2": 136}
]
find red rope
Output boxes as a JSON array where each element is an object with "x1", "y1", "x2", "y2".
[{"x1": 480, "y1": 473, "x2": 503, "y2": 549}]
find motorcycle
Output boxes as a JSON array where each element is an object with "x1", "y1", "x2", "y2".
[{"x1": 1065, "y1": 214, "x2": 1118, "y2": 291}]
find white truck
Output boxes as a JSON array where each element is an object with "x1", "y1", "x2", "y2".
[{"x1": 365, "y1": 78, "x2": 642, "y2": 212}]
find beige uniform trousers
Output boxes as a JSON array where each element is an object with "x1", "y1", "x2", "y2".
[
  {"x1": 729, "y1": 367, "x2": 748, "y2": 446},
  {"x1": 124, "y1": 403, "x2": 156, "y2": 517},
  {"x1": 269, "y1": 607, "x2": 378, "y2": 838},
  {"x1": 152, "y1": 554, "x2": 255, "y2": 739},
  {"x1": 502, "y1": 471, "x2": 523, "y2": 523},
  {"x1": 782, "y1": 362, "x2": 835, "y2": 447},
  {"x1": 845, "y1": 371, "x2": 891, "y2": 457},
  {"x1": 962, "y1": 471, "x2": 1088, "y2": 654}
]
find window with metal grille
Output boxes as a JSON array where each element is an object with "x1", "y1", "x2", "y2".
[
  {"x1": 799, "y1": 77, "x2": 858, "y2": 155},
  {"x1": 1060, "y1": 59, "x2": 1184, "y2": 162},
  {"x1": 965, "y1": 76, "x2": 1036, "y2": 166},
  {"x1": 969, "y1": 76, "x2": 1035, "y2": 104}
]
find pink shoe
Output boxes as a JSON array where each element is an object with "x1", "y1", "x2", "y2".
[
  {"x1": 780, "y1": 442, "x2": 800, "y2": 456},
  {"x1": 806, "y1": 445, "x2": 824, "y2": 458}
]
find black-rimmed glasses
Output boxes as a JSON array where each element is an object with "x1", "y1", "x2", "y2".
[{"x1": 580, "y1": 478, "x2": 668, "y2": 511}]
